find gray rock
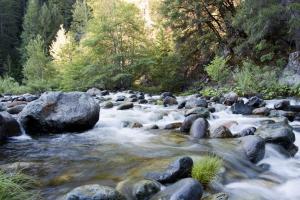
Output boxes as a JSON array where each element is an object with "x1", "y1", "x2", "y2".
[
  {"x1": 133, "y1": 180, "x2": 161, "y2": 200},
  {"x1": 252, "y1": 107, "x2": 270, "y2": 115},
  {"x1": 104, "y1": 101, "x2": 114, "y2": 109},
  {"x1": 161, "y1": 92, "x2": 175, "y2": 99},
  {"x1": 231, "y1": 102, "x2": 254, "y2": 115},
  {"x1": 177, "y1": 101, "x2": 186, "y2": 109},
  {"x1": 86, "y1": 87, "x2": 102, "y2": 96},
  {"x1": 238, "y1": 127, "x2": 256, "y2": 137},
  {"x1": 23, "y1": 93, "x2": 38, "y2": 102},
  {"x1": 163, "y1": 96, "x2": 178, "y2": 106},
  {"x1": 223, "y1": 92, "x2": 238, "y2": 106},
  {"x1": 0, "y1": 103, "x2": 7, "y2": 111},
  {"x1": 19, "y1": 92, "x2": 99, "y2": 134},
  {"x1": 180, "y1": 114, "x2": 203, "y2": 132},
  {"x1": 139, "y1": 99, "x2": 148, "y2": 104},
  {"x1": 269, "y1": 110, "x2": 295, "y2": 121},
  {"x1": 185, "y1": 98, "x2": 208, "y2": 109},
  {"x1": 274, "y1": 100, "x2": 290, "y2": 111},
  {"x1": 7, "y1": 104, "x2": 26, "y2": 115},
  {"x1": 210, "y1": 126, "x2": 233, "y2": 138},
  {"x1": 150, "y1": 178, "x2": 203, "y2": 200},
  {"x1": 164, "y1": 122, "x2": 182, "y2": 130},
  {"x1": 185, "y1": 107, "x2": 210, "y2": 118},
  {"x1": 66, "y1": 184, "x2": 125, "y2": 200},
  {"x1": 240, "y1": 135, "x2": 265, "y2": 163},
  {"x1": 116, "y1": 96, "x2": 126, "y2": 101},
  {"x1": 0, "y1": 111, "x2": 22, "y2": 140},
  {"x1": 246, "y1": 96, "x2": 265, "y2": 108},
  {"x1": 117, "y1": 103, "x2": 134, "y2": 110},
  {"x1": 190, "y1": 118, "x2": 209, "y2": 139},
  {"x1": 145, "y1": 157, "x2": 193, "y2": 184}
]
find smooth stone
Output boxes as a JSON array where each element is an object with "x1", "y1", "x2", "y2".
[
  {"x1": 231, "y1": 102, "x2": 254, "y2": 115},
  {"x1": 246, "y1": 96, "x2": 265, "y2": 108},
  {"x1": 117, "y1": 103, "x2": 134, "y2": 110},
  {"x1": 86, "y1": 87, "x2": 102, "y2": 96},
  {"x1": 7, "y1": 101, "x2": 27, "y2": 108},
  {"x1": 104, "y1": 101, "x2": 114, "y2": 109},
  {"x1": 66, "y1": 184, "x2": 126, "y2": 200},
  {"x1": 240, "y1": 135, "x2": 265, "y2": 163},
  {"x1": 180, "y1": 114, "x2": 203, "y2": 132},
  {"x1": 164, "y1": 122, "x2": 182, "y2": 130},
  {"x1": 0, "y1": 111, "x2": 22, "y2": 140},
  {"x1": 274, "y1": 100, "x2": 290, "y2": 111},
  {"x1": 163, "y1": 96, "x2": 178, "y2": 106},
  {"x1": 133, "y1": 180, "x2": 161, "y2": 200},
  {"x1": 177, "y1": 101, "x2": 186, "y2": 109},
  {"x1": 131, "y1": 122, "x2": 143, "y2": 128},
  {"x1": 7, "y1": 104, "x2": 26, "y2": 115},
  {"x1": 116, "y1": 96, "x2": 126, "y2": 101},
  {"x1": 210, "y1": 126, "x2": 233, "y2": 138},
  {"x1": 150, "y1": 178, "x2": 203, "y2": 200},
  {"x1": 190, "y1": 118, "x2": 209, "y2": 139},
  {"x1": 252, "y1": 107, "x2": 270, "y2": 115},
  {"x1": 185, "y1": 98, "x2": 208, "y2": 109},
  {"x1": 145, "y1": 157, "x2": 193, "y2": 184},
  {"x1": 238, "y1": 127, "x2": 257, "y2": 137},
  {"x1": 223, "y1": 92, "x2": 238, "y2": 106},
  {"x1": 269, "y1": 110, "x2": 295, "y2": 121},
  {"x1": 161, "y1": 92, "x2": 175, "y2": 99},
  {"x1": 139, "y1": 99, "x2": 148, "y2": 104},
  {"x1": 184, "y1": 107, "x2": 210, "y2": 118}
]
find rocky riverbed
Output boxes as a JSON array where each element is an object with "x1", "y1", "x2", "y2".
[{"x1": 0, "y1": 89, "x2": 300, "y2": 200}]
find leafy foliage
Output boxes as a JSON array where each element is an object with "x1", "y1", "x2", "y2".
[{"x1": 205, "y1": 56, "x2": 229, "y2": 83}]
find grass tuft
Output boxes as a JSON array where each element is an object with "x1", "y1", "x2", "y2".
[{"x1": 192, "y1": 155, "x2": 223, "y2": 186}]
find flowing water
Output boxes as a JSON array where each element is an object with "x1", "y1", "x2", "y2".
[{"x1": 0, "y1": 92, "x2": 300, "y2": 200}]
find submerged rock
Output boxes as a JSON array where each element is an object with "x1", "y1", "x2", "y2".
[
  {"x1": 133, "y1": 180, "x2": 161, "y2": 200},
  {"x1": 240, "y1": 135, "x2": 265, "y2": 163},
  {"x1": 145, "y1": 157, "x2": 193, "y2": 184},
  {"x1": 0, "y1": 111, "x2": 22, "y2": 140},
  {"x1": 117, "y1": 103, "x2": 134, "y2": 110},
  {"x1": 66, "y1": 184, "x2": 125, "y2": 200},
  {"x1": 19, "y1": 92, "x2": 100, "y2": 134},
  {"x1": 150, "y1": 178, "x2": 203, "y2": 200},
  {"x1": 190, "y1": 118, "x2": 209, "y2": 139}
]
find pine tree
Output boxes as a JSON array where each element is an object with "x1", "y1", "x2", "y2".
[{"x1": 70, "y1": 0, "x2": 90, "y2": 41}]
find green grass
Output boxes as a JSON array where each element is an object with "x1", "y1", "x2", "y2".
[
  {"x1": 192, "y1": 156, "x2": 223, "y2": 186},
  {"x1": 0, "y1": 170, "x2": 40, "y2": 200}
]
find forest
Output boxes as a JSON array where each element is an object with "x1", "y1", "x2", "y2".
[{"x1": 0, "y1": 0, "x2": 299, "y2": 97}]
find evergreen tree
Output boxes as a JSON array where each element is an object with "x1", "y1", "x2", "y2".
[{"x1": 70, "y1": 0, "x2": 90, "y2": 41}]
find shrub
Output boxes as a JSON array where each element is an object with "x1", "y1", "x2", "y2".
[
  {"x1": 0, "y1": 76, "x2": 30, "y2": 94},
  {"x1": 191, "y1": 155, "x2": 223, "y2": 186},
  {"x1": 0, "y1": 170, "x2": 40, "y2": 200},
  {"x1": 205, "y1": 56, "x2": 229, "y2": 83}
]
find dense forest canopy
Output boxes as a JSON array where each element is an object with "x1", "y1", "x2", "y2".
[{"x1": 0, "y1": 0, "x2": 299, "y2": 94}]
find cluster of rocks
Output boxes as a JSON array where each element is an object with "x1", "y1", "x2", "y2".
[{"x1": 66, "y1": 157, "x2": 204, "y2": 200}]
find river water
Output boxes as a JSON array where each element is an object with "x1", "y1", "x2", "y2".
[{"x1": 0, "y1": 92, "x2": 299, "y2": 200}]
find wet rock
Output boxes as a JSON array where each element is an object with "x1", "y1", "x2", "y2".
[
  {"x1": 19, "y1": 92, "x2": 100, "y2": 134},
  {"x1": 104, "y1": 101, "x2": 114, "y2": 109},
  {"x1": 231, "y1": 102, "x2": 254, "y2": 115},
  {"x1": 138, "y1": 95, "x2": 145, "y2": 100},
  {"x1": 116, "y1": 96, "x2": 126, "y2": 102},
  {"x1": 290, "y1": 105, "x2": 300, "y2": 112},
  {"x1": 145, "y1": 157, "x2": 193, "y2": 184},
  {"x1": 185, "y1": 98, "x2": 208, "y2": 109},
  {"x1": 185, "y1": 107, "x2": 210, "y2": 118},
  {"x1": 255, "y1": 121, "x2": 295, "y2": 150},
  {"x1": 0, "y1": 103, "x2": 7, "y2": 111},
  {"x1": 258, "y1": 163, "x2": 271, "y2": 171},
  {"x1": 180, "y1": 114, "x2": 203, "y2": 132},
  {"x1": 223, "y1": 92, "x2": 238, "y2": 106},
  {"x1": 210, "y1": 96, "x2": 220, "y2": 103},
  {"x1": 269, "y1": 110, "x2": 295, "y2": 121},
  {"x1": 7, "y1": 104, "x2": 26, "y2": 115},
  {"x1": 0, "y1": 111, "x2": 22, "y2": 140},
  {"x1": 252, "y1": 107, "x2": 270, "y2": 115},
  {"x1": 274, "y1": 100, "x2": 290, "y2": 111},
  {"x1": 150, "y1": 178, "x2": 203, "y2": 200},
  {"x1": 163, "y1": 96, "x2": 178, "y2": 106},
  {"x1": 150, "y1": 125, "x2": 159, "y2": 129},
  {"x1": 208, "y1": 107, "x2": 216, "y2": 113},
  {"x1": 161, "y1": 92, "x2": 175, "y2": 99},
  {"x1": 101, "y1": 90, "x2": 109, "y2": 96},
  {"x1": 131, "y1": 122, "x2": 143, "y2": 128},
  {"x1": 210, "y1": 126, "x2": 233, "y2": 138},
  {"x1": 117, "y1": 103, "x2": 134, "y2": 110},
  {"x1": 86, "y1": 88, "x2": 102, "y2": 96},
  {"x1": 129, "y1": 97, "x2": 138, "y2": 102},
  {"x1": 203, "y1": 193, "x2": 229, "y2": 200},
  {"x1": 23, "y1": 93, "x2": 39, "y2": 102},
  {"x1": 0, "y1": 96, "x2": 12, "y2": 102},
  {"x1": 177, "y1": 101, "x2": 186, "y2": 109},
  {"x1": 221, "y1": 121, "x2": 238, "y2": 129},
  {"x1": 238, "y1": 127, "x2": 257, "y2": 137},
  {"x1": 139, "y1": 99, "x2": 148, "y2": 104},
  {"x1": 190, "y1": 118, "x2": 209, "y2": 139},
  {"x1": 66, "y1": 184, "x2": 126, "y2": 200},
  {"x1": 246, "y1": 96, "x2": 265, "y2": 108},
  {"x1": 240, "y1": 135, "x2": 265, "y2": 163},
  {"x1": 7, "y1": 101, "x2": 27, "y2": 108},
  {"x1": 133, "y1": 180, "x2": 161, "y2": 200},
  {"x1": 164, "y1": 122, "x2": 182, "y2": 130}
]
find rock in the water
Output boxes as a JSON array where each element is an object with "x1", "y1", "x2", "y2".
[
  {"x1": 252, "y1": 107, "x2": 270, "y2": 115},
  {"x1": 203, "y1": 193, "x2": 229, "y2": 200},
  {"x1": 7, "y1": 101, "x2": 27, "y2": 108},
  {"x1": 0, "y1": 103, "x2": 7, "y2": 111},
  {"x1": 86, "y1": 87, "x2": 102, "y2": 96},
  {"x1": 274, "y1": 100, "x2": 290, "y2": 111},
  {"x1": 246, "y1": 96, "x2": 265, "y2": 108},
  {"x1": 66, "y1": 184, "x2": 125, "y2": 200},
  {"x1": 255, "y1": 121, "x2": 295, "y2": 150},
  {"x1": 210, "y1": 126, "x2": 233, "y2": 138},
  {"x1": 145, "y1": 157, "x2": 193, "y2": 184},
  {"x1": 269, "y1": 110, "x2": 295, "y2": 121},
  {"x1": 19, "y1": 92, "x2": 100, "y2": 134},
  {"x1": 185, "y1": 98, "x2": 208, "y2": 109},
  {"x1": 185, "y1": 107, "x2": 210, "y2": 118},
  {"x1": 139, "y1": 99, "x2": 148, "y2": 104},
  {"x1": 240, "y1": 135, "x2": 265, "y2": 163},
  {"x1": 23, "y1": 93, "x2": 39, "y2": 102},
  {"x1": 238, "y1": 127, "x2": 257, "y2": 137},
  {"x1": 0, "y1": 111, "x2": 22, "y2": 140},
  {"x1": 131, "y1": 122, "x2": 143, "y2": 128},
  {"x1": 180, "y1": 114, "x2": 203, "y2": 132},
  {"x1": 163, "y1": 96, "x2": 178, "y2": 106},
  {"x1": 150, "y1": 178, "x2": 203, "y2": 200},
  {"x1": 117, "y1": 103, "x2": 134, "y2": 110},
  {"x1": 150, "y1": 125, "x2": 159, "y2": 129},
  {"x1": 164, "y1": 122, "x2": 182, "y2": 130},
  {"x1": 177, "y1": 101, "x2": 186, "y2": 109},
  {"x1": 101, "y1": 90, "x2": 109, "y2": 96},
  {"x1": 161, "y1": 92, "x2": 175, "y2": 99},
  {"x1": 116, "y1": 96, "x2": 126, "y2": 101},
  {"x1": 231, "y1": 102, "x2": 254, "y2": 115},
  {"x1": 190, "y1": 118, "x2": 209, "y2": 139},
  {"x1": 223, "y1": 92, "x2": 238, "y2": 106},
  {"x1": 7, "y1": 104, "x2": 26, "y2": 115},
  {"x1": 133, "y1": 180, "x2": 161, "y2": 200},
  {"x1": 104, "y1": 101, "x2": 114, "y2": 109}
]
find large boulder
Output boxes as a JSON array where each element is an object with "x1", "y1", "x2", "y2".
[
  {"x1": 150, "y1": 178, "x2": 203, "y2": 200},
  {"x1": 66, "y1": 184, "x2": 125, "y2": 200},
  {"x1": 231, "y1": 102, "x2": 254, "y2": 115},
  {"x1": 240, "y1": 135, "x2": 265, "y2": 163},
  {"x1": 19, "y1": 92, "x2": 100, "y2": 135},
  {"x1": 180, "y1": 114, "x2": 203, "y2": 132},
  {"x1": 190, "y1": 118, "x2": 209, "y2": 139},
  {"x1": 274, "y1": 100, "x2": 290, "y2": 111},
  {"x1": 279, "y1": 51, "x2": 300, "y2": 86},
  {"x1": 223, "y1": 92, "x2": 238, "y2": 106},
  {"x1": 255, "y1": 121, "x2": 295, "y2": 150},
  {"x1": 145, "y1": 157, "x2": 193, "y2": 184},
  {"x1": 269, "y1": 110, "x2": 295, "y2": 121},
  {"x1": 246, "y1": 96, "x2": 265, "y2": 108},
  {"x1": 86, "y1": 87, "x2": 102, "y2": 96},
  {"x1": 185, "y1": 98, "x2": 208, "y2": 109},
  {"x1": 0, "y1": 111, "x2": 22, "y2": 140}
]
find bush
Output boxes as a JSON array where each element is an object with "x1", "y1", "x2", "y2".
[
  {"x1": 205, "y1": 56, "x2": 229, "y2": 83},
  {"x1": 0, "y1": 170, "x2": 40, "y2": 200},
  {"x1": 0, "y1": 76, "x2": 30, "y2": 94},
  {"x1": 191, "y1": 155, "x2": 223, "y2": 186}
]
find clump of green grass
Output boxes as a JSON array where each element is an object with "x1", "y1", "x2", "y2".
[
  {"x1": 192, "y1": 156, "x2": 223, "y2": 186},
  {"x1": 0, "y1": 170, "x2": 40, "y2": 200}
]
